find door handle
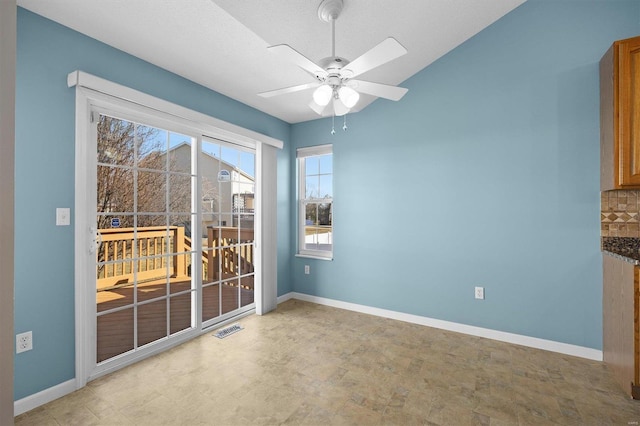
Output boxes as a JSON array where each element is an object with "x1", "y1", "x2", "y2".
[{"x1": 90, "y1": 226, "x2": 102, "y2": 254}]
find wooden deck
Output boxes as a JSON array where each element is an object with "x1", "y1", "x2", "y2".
[
  {"x1": 95, "y1": 225, "x2": 255, "y2": 363},
  {"x1": 96, "y1": 277, "x2": 253, "y2": 363}
]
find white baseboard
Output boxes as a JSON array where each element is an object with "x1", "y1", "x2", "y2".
[
  {"x1": 14, "y1": 378, "x2": 76, "y2": 416},
  {"x1": 276, "y1": 292, "x2": 295, "y2": 304},
  {"x1": 279, "y1": 292, "x2": 603, "y2": 361}
]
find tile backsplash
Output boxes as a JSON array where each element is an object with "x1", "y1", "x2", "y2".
[{"x1": 601, "y1": 190, "x2": 640, "y2": 237}]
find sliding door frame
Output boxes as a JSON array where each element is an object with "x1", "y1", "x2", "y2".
[{"x1": 71, "y1": 71, "x2": 281, "y2": 388}]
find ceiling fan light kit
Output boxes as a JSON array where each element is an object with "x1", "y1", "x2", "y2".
[
  {"x1": 258, "y1": 0, "x2": 409, "y2": 133},
  {"x1": 337, "y1": 86, "x2": 359, "y2": 108},
  {"x1": 313, "y1": 84, "x2": 333, "y2": 106}
]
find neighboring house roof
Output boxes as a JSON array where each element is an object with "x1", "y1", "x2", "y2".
[{"x1": 165, "y1": 141, "x2": 254, "y2": 182}]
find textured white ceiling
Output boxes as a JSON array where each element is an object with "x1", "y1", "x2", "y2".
[{"x1": 17, "y1": 0, "x2": 526, "y2": 123}]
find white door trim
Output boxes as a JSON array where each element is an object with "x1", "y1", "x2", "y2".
[
  {"x1": 73, "y1": 86, "x2": 93, "y2": 389},
  {"x1": 68, "y1": 71, "x2": 283, "y2": 150},
  {"x1": 72, "y1": 71, "x2": 281, "y2": 388}
]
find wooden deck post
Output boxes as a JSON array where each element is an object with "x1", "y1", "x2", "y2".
[
  {"x1": 174, "y1": 226, "x2": 186, "y2": 277},
  {"x1": 207, "y1": 227, "x2": 218, "y2": 282}
]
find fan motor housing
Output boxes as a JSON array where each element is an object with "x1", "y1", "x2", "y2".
[{"x1": 319, "y1": 56, "x2": 350, "y2": 73}]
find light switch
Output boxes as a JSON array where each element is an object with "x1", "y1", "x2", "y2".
[{"x1": 56, "y1": 208, "x2": 70, "y2": 226}]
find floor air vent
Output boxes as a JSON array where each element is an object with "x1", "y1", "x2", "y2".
[{"x1": 213, "y1": 323, "x2": 243, "y2": 339}]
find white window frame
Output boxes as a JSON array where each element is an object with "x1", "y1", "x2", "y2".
[{"x1": 297, "y1": 144, "x2": 333, "y2": 260}]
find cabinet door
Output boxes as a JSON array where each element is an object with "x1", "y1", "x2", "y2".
[
  {"x1": 618, "y1": 36, "x2": 640, "y2": 186},
  {"x1": 603, "y1": 254, "x2": 636, "y2": 396}
]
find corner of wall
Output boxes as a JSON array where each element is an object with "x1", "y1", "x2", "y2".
[{"x1": 0, "y1": 0, "x2": 16, "y2": 422}]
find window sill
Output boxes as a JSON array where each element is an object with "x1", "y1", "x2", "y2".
[{"x1": 295, "y1": 253, "x2": 333, "y2": 261}]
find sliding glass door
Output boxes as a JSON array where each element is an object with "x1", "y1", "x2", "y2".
[
  {"x1": 95, "y1": 114, "x2": 196, "y2": 363},
  {"x1": 92, "y1": 114, "x2": 256, "y2": 366},
  {"x1": 200, "y1": 139, "x2": 256, "y2": 327}
]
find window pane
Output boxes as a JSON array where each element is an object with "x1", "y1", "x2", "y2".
[
  {"x1": 202, "y1": 283, "x2": 220, "y2": 321},
  {"x1": 319, "y1": 175, "x2": 332, "y2": 198},
  {"x1": 169, "y1": 174, "x2": 192, "y2": 213},
  {"x1": 303, "y1": 200, "x2": 332, "y2": 252},
  {"x1": 137, "y1": 275, "x2": 168, "y2": 303},
  {"x1": 319, "y1": 154, "x2": 332, "y2": 174},
  {"x1": 305, "y1": 202, "x2": 318, "y2": 226},
  {"x1": 97, "y1": 116, "x2": 135, "y2": 167},
  {"x1": 97, "y1": 308, "x2": 134, "y2": 363},
  {"x1": 239, "y1": 151, "x2": 255, "y2": 179},
  {"x1": 305, "y1": 157, "x2": 320, "y2": 176},
  {"x1": 305, "y1": 175, "x2": 319, "y2": 199},
  {"x1": 168, "y1": 133, "x2": 191, "y2": 173},
  {"x1": 97, "y1": 166, "x2": 134, "y2": 214},
  {"x1": 137, "y1": 170, "x2": 167, "y2": 213},
  {"x1": 138, "y1": 299, "x2": 168, "y2": 347},
  {"x1": 170, "y1": 292, "x2": 192, "y2": 334},
  {"x1": 137, "y1": 125, "x2": 166, "y2": 171},
  {"x1": 222, "y1": 279, "x2": 239, "y2": 314},
  {"x1": 221, "y1": 146, "x2": 239, "y2": 168},
  {"x1": 202, "y1": 175, "x2": 219, "y2": 217},
  {"x1": 137, "y1": 214, "x2": 167, "y2": 229},
  {"x1": 97, "y1": 273, "x2": 133, "y2": 313},
  {"x1": 318, "y1": 202, "x2": 332, "y2": 226}
]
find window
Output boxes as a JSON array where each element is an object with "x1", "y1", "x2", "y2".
[{"x1": 297, "y1": 144, "x2": 333, "y2": 259}]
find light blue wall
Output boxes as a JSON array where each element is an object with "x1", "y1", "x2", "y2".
[
  {"x1": 290, "y1": 0, "x2": 640, "y2": 350},
  {"x1": 14, "y1": 8, "x2": 291, "y2": 400}
]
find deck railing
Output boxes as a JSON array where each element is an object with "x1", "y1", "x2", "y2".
[
  {"x1": 96, "y1": 226, "x2": 254, "y2": 291},
  {"x1": 206, "y1": 227, "x2": 255, "y2": 283},
  {"x1": 97, "y1": 226, "x2": 191, "y2": 290}
]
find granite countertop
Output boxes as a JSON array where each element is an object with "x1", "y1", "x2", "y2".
[{"x1": 602, "y1": 236, "x2": 640, "y2": 264}]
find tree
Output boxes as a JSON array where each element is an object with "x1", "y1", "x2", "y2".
[
  {"x1": 305, "y1": 202, "x2": 332, "y2": 226},
  {"x1": 97, "y1": 115, "x2": 194, "y2": 229},
  {"x1": 96, "y1": 115, "x2": 163, "y2": 229}
]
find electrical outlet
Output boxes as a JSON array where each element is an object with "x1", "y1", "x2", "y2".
[
  {"x1": 475, "y1": 286, "x2": 485, "y2": 300},
  {"x1": 304, "y1": 265, "x2": 310, "y2": 275},
  {"x1": 16, "y1": 331, "x2": 33, "y2": 353}
]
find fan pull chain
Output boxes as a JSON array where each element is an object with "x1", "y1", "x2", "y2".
[{"x1": 330, "y1": 114, "x2": 350, "y2": 134}]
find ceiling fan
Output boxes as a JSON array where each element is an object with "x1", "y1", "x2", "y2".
[{"x1": 257, "y1": 0, "x2": 409, "y2": 118}]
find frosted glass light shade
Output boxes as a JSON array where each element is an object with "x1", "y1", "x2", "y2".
[
  {"x1": 338, "y1": 86, "x2": 359, "y2": 108},
  {"x1": 313, "y1": 85, "x2": 333, "y2": 106},
  {"x1": 333, "y1": 97, "x2": 349, "y2": 116}
]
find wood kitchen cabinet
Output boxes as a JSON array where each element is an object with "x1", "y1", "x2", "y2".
[
  {"x1": 602, "y1": 254, "x2": 639, "y2": 398},
  {"x1": 601, "y1": 35, "x2": 640, "y2": 190}
]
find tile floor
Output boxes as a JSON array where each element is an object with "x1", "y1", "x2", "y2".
[{"x1": 15, "y1": 299, "x2": 640, "y2": 425}]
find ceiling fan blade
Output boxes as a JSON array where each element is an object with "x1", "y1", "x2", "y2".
[
  {"x1": 349, "y1": 80, "x2": 408, "y2": 101},
  {"x1": 268, "y1": 44, "x2": 328, "y2": 80},
  {"x1": 258, "y1": 82, "x2": 320, "y2": 98},
  {"x1": 341, "y1": 37, "x2": 407, "y2": 78}
]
